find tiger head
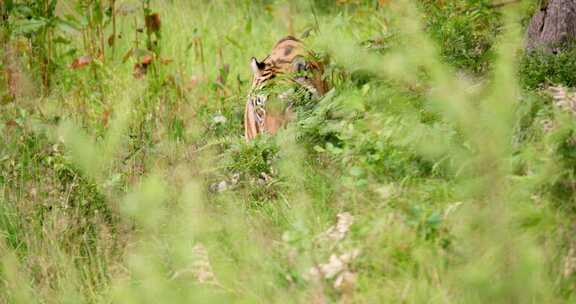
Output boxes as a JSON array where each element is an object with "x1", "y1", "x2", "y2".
[{"x1": 244, "y1": 36, "x2": 328, "y2": 141}]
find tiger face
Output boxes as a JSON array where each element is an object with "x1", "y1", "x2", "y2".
[{"x1": 244, "y1": 36, "x2": 328, "y2": 141}]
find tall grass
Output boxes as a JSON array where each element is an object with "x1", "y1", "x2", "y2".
[{"x1": 1, "y1": 0, "x2": 575, "y2": 303}]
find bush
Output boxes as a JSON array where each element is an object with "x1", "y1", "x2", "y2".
[
  {"x1": 520, "y1": 48, "x2": 576, "y2": 89},
  {"x1": 421, "y1": 0, "x2": 500, "y2": 74}
]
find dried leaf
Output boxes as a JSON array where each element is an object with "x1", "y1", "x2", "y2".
[
  {"x1": 107, "y1": 34, "x2": 115, "y2": 46},
  {"x1": 102, "y1": 109, "x2": 111, "y2": 128},
  {"x1": 70, "y1": 56, "x2": 92, "y2": 69},
  {"x1": 333, "y1": 270, "x2": 357, "y2": 291},
  {"x1": 132, "y1": 55, "x2": 154, "y2": 79},
  {"x1": 320, "y1": 254, "x2": 346, "y2": 279},
  {"x1": 145, "y1": 13, "x2": 161, "y2": 34},
  {"x1": 307, "y1": 249, "x2": 360, "y2": 281},
  {"x1": 322, "y1": 212, "x2": 354, "y2": 242},
  {"x1": 141, "y1": 54, "x2": 153, "y2": 65}
]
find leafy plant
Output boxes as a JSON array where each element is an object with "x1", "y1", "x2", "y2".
[{"x1": 520, "y1": 48, "x2": 576, "y2": 89}]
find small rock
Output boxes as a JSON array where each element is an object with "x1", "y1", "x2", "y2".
[
  {"x1": 209, "y1": 180, "x2": 228, "y2": 193},
  {"x1": 212, "y1": 114, "x2": 227, "y2": 125}
]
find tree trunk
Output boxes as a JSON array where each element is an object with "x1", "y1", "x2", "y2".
[{"x1": 526, "y1": 0, "x2": 576, "y2": 53}]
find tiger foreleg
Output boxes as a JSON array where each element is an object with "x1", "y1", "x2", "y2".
[{"x1": 244, "y1": 99, "x2": 262, "y2": 141}]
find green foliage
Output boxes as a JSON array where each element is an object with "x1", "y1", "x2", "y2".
[
  {"x1": 298, "y1": 85, "x2": 435, "y2": 182},
  {"x1": 228, "y1": 138, "x2": 279, "y2": 177},
  {"x1": 421, "y1": 0, "x2": 500, "y2": 74},
  {"x1": 520, "y1": 48, "x2": 576, "y2": 89}
]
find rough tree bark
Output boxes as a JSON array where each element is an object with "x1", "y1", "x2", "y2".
[{"x1": 526, "y1": 0, "x2": 576, "y2": 53}]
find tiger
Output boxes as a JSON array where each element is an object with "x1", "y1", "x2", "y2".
[{"x1": 244, "y1": 36, "x2": 328, "y2": 141}]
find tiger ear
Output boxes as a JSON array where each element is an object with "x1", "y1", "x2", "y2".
[
  {"x1": 292, "y1": 56, "x2": 307, "y2": 73},
  {"x1": 250, "y1": 57, "x2": 265, "y2": 76}
]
